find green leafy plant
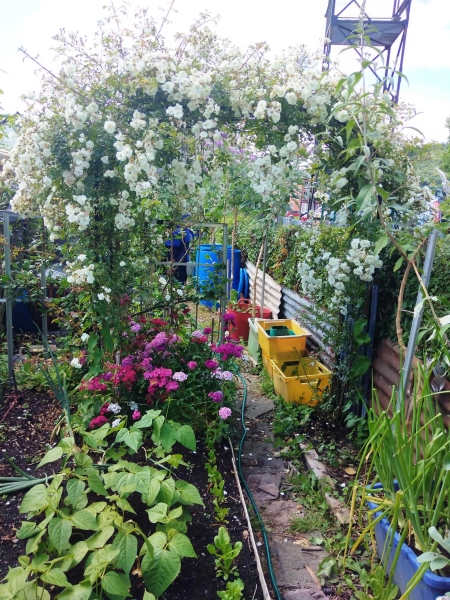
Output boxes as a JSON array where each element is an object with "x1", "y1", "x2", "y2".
[
  {"x1": 217, "y1": 577, "x2": 245, "y2": 599},
  {"x1": 207, "y1": 527, "x2": 242, "y2": 581}
]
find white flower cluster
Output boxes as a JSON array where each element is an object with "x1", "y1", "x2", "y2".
[
  {"x1": 97, "y1": 286, "x2": 112, "y2": 303},
  {"x1": 67, "y1": 262, "x2": 95, "y2": 285},
  {"x1": 346, "y1": 239, "x2": 383, "y2": 282},
  {"x1": 65, "y1": 195, "x2": 93, "y2": 231},
  {"x1": 298, "y1": 235, "x2": 383, "y2": 316}
]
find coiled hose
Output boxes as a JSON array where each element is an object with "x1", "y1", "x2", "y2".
[{"x1": 235, "y1": 370, "x2": 282, "y2": 600}]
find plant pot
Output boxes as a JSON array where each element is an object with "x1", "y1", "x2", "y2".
[
  {"x1": 247, "y1": 318, "x2": 260, "y2": 361},
  {"x1": 367, "y1": 496, "x2": 450, "y2": 600},
  {"x1": 227, "y1": 301, "x2": 271, "y2": 342}
]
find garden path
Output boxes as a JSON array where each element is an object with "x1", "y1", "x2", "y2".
[{"x1": 237, "y1": 373, "x2": 328, "y2": 600}]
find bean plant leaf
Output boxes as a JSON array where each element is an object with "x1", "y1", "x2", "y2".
[
  {"x1": 159, "y1": 423, "x2": 177, "y2": 452},
  {"x1": 70, "y1": 509, "x2": 98, "y2": 530},
  {"x1": 143, "y1": 592, "x2": 156, "y2": 600},
  {"x1": 175, "y1": 481, "x2": 204, "y2": 506},
  {"x1": 38, "y1": 446, "x2": 64, "y2": 467},
  {"x1": 112, "y1": 533, "x2": 138, "y2": 574},
  {"x1": 85, "y1": 525, "x2": 115, "y2": 550},
  {"x1": 168, "y1": 533, "x2": 197, "y2": 558},
  {"x1": 132, "y1": 410, "x2": 161, "y2": 429},
  {"x1": 101, "y1": 571, "x2": 131, "y2": 597},
  {"x1": 147, "y1": 503, "x2": 168, "y2": 523},
  {"x1": 141, "y1": 549, "x2": 181, "y2": 598},
  {"x1": 66, "y1": 479, "x2": 87, "y2": 510},
  {"x1": 115, "y1": 428, "x2": 143, "y2": 453},
  {"x1": 58, "y1": 540, "x2": 89, "y2": 571},
  {"x1": 41, "y1": 568, "x2": 69, "y2": 587},
  {"x1": 19, "y1": 484, "x2": 49, "y2": 514},
  {"x1": 55, "y1": 580, "x2": 92, "y2": 600},
  {"x1": 16, "y1": 521, "x2": 37, "y2": 539},
  {"x1": 48, "y1": 518, "x2": 73, "y2": 554},
  {"x1": 175, "y1": 425, "x2": 196, "y2": 451}
]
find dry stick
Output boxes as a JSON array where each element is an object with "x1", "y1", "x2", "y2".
[
  {"x1": 251, "y1": 237, "x2": 265, "y2": 318},
  {"x1": 395, "y1": 238, "x2": 427, "y2": 353}
]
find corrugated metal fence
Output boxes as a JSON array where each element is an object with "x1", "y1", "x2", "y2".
[{"x1": 246, "y1": 261, "x2": 334, "y2": 367}]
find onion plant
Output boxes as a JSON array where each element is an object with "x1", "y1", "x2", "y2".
[{"x1": 347, "y1": 362, "x2": 450, "y2": 595}]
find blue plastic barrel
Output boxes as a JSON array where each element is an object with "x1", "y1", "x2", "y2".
[{"x1": 195, "y1": 244, "x2": 241, "y2": 306}]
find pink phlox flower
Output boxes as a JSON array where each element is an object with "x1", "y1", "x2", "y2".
[
  {"x1": 222, "y1": 312, "x2": 236, "y2": 324},
  {"x1": 214, "y1": 342, "x2": 244, "y2": 361},
  {"x1": 147, "y1": 331, "x2": 168, "y2": 351},
  {"x1": 86, "y1": 376, "x2": 108, "y2": 392},
  {"x1": 191, "y1": 330, "x2": 204, "y2": 338},
  {"x1": 205, "y1": 359, "x2": 219, "y2": 370},
  {"x1": 220, "y1": 370, "x2": 234, "y2": 381},
  {"x1": 132, "y1": 409, "x2": 141, "y2": 420},
  {"x1": 121, "y1": 355, "x2": 134, "y2": 366},
  {"x1": 173, "y1": 372, "x2": 188, "y2": 382},
  {"x1": 166, "y1": 380, "x2": 179, "y2": 391},
  {"x1": 130, "y1": 322, "x2": 142, "y2": 333},
  {"x1": 89, "y1": 415, "x2": 109, "y2": 429},
  {"x1": 218, "y1": 407, "x2": 232, "y2": 419},
  {"x1": 141, "y1": 357, "x2": 153, "y2": 369},
  {"x1": 187, "y1": 361, "x2": 197, "y2": 370},
  {"x1": 203, "y1": 327, "x2": 212, "y2": 335},
  {"x1": 208, "y1": 390, "x2": 223, "y2": 403},
  {"x1": 101, "y1": 372, "x2": 113, "y2": 381},
  {"x1": 143, "y1": 370, "x2": 154, "y2": 380}
]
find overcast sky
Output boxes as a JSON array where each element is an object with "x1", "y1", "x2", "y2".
[{"x1": 1, "y1": 0, "x2": 449, "y2": 142}]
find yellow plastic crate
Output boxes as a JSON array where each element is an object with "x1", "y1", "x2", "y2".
[
  {"x1": 271, "y1": 358, "x2": 331, "y2": 406},
  {"x1": 262, "y1": 351, "x2": 273, "y2": 379},
  {"x1": 256, "y1": 319, "x2": 311, "y2": 362}
]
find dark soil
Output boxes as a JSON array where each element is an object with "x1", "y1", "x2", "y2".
[
  {"x1": 0, "y1": 388, "x2": 265, "y2": 599},
  {"x1": 0, "y1": 389, "x2": 62, "y2": 577}
]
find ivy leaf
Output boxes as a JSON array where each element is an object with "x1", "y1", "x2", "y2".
[
  {"x1": 41, "y1": 568, "x2": 69, "y2": 588},
  {"x1": 48, "y1": 518, "x2": 73, "y2": 554},
  {"x1": 38, "y1": 446, "x2": 63, "y2": 468},
  {"x1": 141, "y1": 549, "x2": 181, "y2": 598},
  {"x1": 101, "y1": 572, "x2": 131, "y2": 598},
  {"x1": 168, "y1": 533, "x2": 197, "y2": 558},
  {"x1": 19, "y1": 484, "x2": 49, "y2": 514},
  {"x1": 112, "y1": 533, "x2": 138, "y2": 574},
  {"x1": 174, "y1": 425, "x2": 196, "y2": 451}
]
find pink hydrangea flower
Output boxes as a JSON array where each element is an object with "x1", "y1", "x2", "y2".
[{"x1": 218, "y1": 407, "x2": 232, "y2": 419}]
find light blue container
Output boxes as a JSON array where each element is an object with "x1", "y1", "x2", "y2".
[{"x1": 195, "y1": 245, "x2": 241, "y2": 307}]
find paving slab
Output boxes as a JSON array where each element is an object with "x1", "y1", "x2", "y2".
[
  {"x1": 284, "y1": 589, "x2": 327, "y2": 600},
  {"x1": 271, "y1": 537, "x2": 328, "y2": 590}
]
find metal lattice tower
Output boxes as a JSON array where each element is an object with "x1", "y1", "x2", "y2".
[{"x1": 323, "y1": 0, "x2": 412, "y2": 103}]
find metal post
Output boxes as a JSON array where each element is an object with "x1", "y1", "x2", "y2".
[
  {"x1": 40, "y1": 265, "x2": 48, "y2": 347},
  {"x1": 398, "y1": 229, "x2": 439, "y2": 408},
  {"x1": 220, "y1": 224, "x2": 229, "y2": 340},
  {"x1": 260, "y1": 230, "x2": 268, "y2": 318},
  {"x1": 4, "y1": 213, "x2": 14, "y2": 384}
]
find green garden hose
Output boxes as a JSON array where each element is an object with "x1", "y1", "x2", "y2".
[{"x1": 235, "y1": 370, "x2": 282, "y2": 600}]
